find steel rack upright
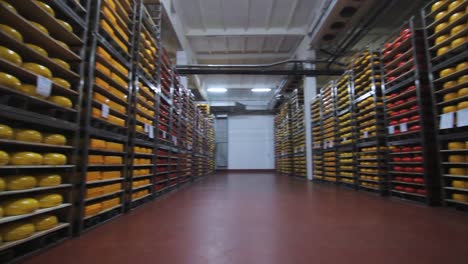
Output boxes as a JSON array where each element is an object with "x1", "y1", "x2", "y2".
[
  {"x1": 78, "y1": 0, "x2": 137, "y2": 232},
  {"x1": 0, "y1": 1, "x2": 90, "y2": 262},
  {"x1": 311, "y1": 95, "x2": 324, "y2": 180},
  {"x1": 422, "y1": 0, "x2": 468, "y2": 209},
  {"x1": 382, "y1": 18, "x2": 440, "y2": 205},
  {"x1": 351, "y1": 49, "x2": 388, "y2": 194},
  {"x1": 290, "y1": 88, "x2": 307, "y2": 178},
  {"x1": 321, "y1": 82, "x2": 339, "y2": 183}
]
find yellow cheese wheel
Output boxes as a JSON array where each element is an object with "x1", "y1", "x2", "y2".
[
  {"x1": 43, "y1": 153, "x2": 67, "y2": 165},
  {"x1": 43, "y1": 134, "x2": 67, "y2": 145},
  {"x1": 0, "y1": 177, "x2": 5, "y2": 191},
  {"x1": 451, "y1": 37, "x2": 467, "y2": 49},
  {"x1": 85, "y1": 203, "x2": 102, "y2": 217},
  {"x1": 0, "y1": 24, "x2": 23, "y2": 42},
  {"x1": 458, "y1": 88, "x2": 468, "y2": 97},
  {"x1": 30, "y1": 21, "x2": 49, "y2": 35},
  {"x1": 450, "y1": 12, "x2": 464, "y2": 23},
  {"x1": 26, "y1": 43, "x2": 48, "y2": 57},
  {"x1": 56, "y1": 40, "x2": 70, "y2": 50},
  {"x1": 2, "y1": 198, "x2": 39, "y2": 216},
  {"x1": 435, "y1": 22, "x2": 448, "y2": 33},
  {"x1": 0, "y1": 124, "x2": 14, "y2": 139},
  {"x1": 449, "y1": 142, "x2": 465, "y2": 149},
  {"x1": 431, "y1": 1, "x2": 445, "y2": 12},
  {"x1": 452, "y1": 193, "x2": 468, "y2": 202},
  {"x1": 10, "y1": 152, "x2": 43, "y2": 165},
  {"x1": 0, "y1": 222, "x2": 35, "y2": 242},
  {"x1": 444, "y1": 92, "x2": 458, "y2": 101},
  {"x1": 36, "y1": 174, "x2": 62, "y2": 187},
  {"x1": 443, "y1": 105, "x2": 457, "y2": 113},
  {"x1": 444, "y1": 80, "x2": 458, "y2": 89},
  {"x1": 86, "y1": 171, "x2": 101, "y2": 182},
  {"x1": 90, "y1": 138, "x2": 106, "y2": 148},
  {"x1": 15, "y1": 129, "x2": 43, "y2": 143},
  {"x1": 448, "y1": 0, "x2": 461, "y2": 11},
  {"x1": 435, "y1": 11, "x2": 448, "y2": 21},
  {"x1": 0, "y1": 150, "x2": 9, "y2": 165},
  {"x1": 88, "y1": 155, "x2": 104, "y2": 164},
  {"x1": 51, "y1": 58, "x2": 70, "y2": 70},
  {"x1": 104, "y1": 156, "x2": 122, "y2": 164},
  {"x1": 437, "y1": 46, "x2": 450, "y2": 56},
  {"x1": 48, "y1": 96, "x2": 72, "y2": 108},
  {"x1": 35, "y1": 193, "x2": 63, "y2": 208},
  {"x1": 0, "y1": 72, "x2": 21, "y2": 89},
  {"x1": 0, "y1": 46, "x2": 22, "y2": 65},
  {"x1": 457, "y1": 101, "x2": 468, "y2": 110},
  {"x1": 459, "y1": 75, "x2": 468, "y2": 84},
  {"x1": 102, "y1": 171, "x2": 120, "y2": 179},
  {"x1": 32, "y1": 215, "x2": 58, "y2": 231},
  {"x1": 435, "y1": 35, "x2": 449, "y2": 45},
  {"x1": 23, "y1": 63, "x2": 52, "y2": 78},
  {"x1": 449, "y1": 167, "x2": 466, "y2": 175},
  {"x1": 441, "y1": 68, "x2": 456, "y2": 77},
  {"x1": 33, "y1": 0, "x2": 55, "y2": 17},
  {"x1": 449, "y1": 155, "x2": 465, "y2": 162},
  {"x1": 56, "y1": 19, "x2": 73, "y2": 32},
  {"x1": 52, "y1": 77, "x2": 71, "y2": 89},
  {"x1": 456, "y1": 62, "x2": 468, "y2": 72},
  {"x1": 452, "y1": 180, "x2": 466, "y2": 188},
  {"x1": 451, "y1": 25, "x2": 466, "y2": 36},
  {"x1": 5, "y1": 175, "x2": 37, "y2": 190},
  {"x1": 16, "y1": 84, "x2": 37, "y2": 97},
  {"x1": 0, "y1": 0, "x2": 17, "y2": 13}
]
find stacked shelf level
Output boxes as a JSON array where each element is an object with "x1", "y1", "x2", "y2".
[
  {"x1": 382, "y1": 19, "x2": 440, "y2": 204},
  {"x1": 0, "y1": 1, "x2": 89, "y2": 262},
  {"x1": 321, "y1": 82, "x2": 338, "y2": 183},
  {"x1": 423, "y1": 0, "x2": 468, "y2": 209},
  {"x1": 352, "y1": 49, "x2": 388, "y2": 194}
]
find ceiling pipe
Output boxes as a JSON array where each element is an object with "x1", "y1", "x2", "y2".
[{"x1": 176, "y1": 59, "x2": 343, "y2": 69}]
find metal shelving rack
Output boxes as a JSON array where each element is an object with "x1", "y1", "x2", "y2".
[
  {"x1": 290, "y1": 88, "x2": 306, "y2": 178},
  {"x1": 274, "y1": 102, "x2": 293, "y2": 175},
  {"x1": 0, "y1": 0, "x2": 90, "y2": 262},
  {"x1": 351, "y1": 49, "x2": 388, "y2": 194},
  {"x1": 422, "y1": 0, "x2": 468, "y2": 209},
  {"x1": 335, "y1": 72, "x2": 357, "y2": 188},
  {"x1": 311, "y1": 95, "x2": 323, "y2": 180},
  {"x1": 78, "y1": 0, "x2": 137, "y2": 232},
  {"x1": 382, "y1": 18, "x2": 440, "y2": 205},
  {"x1": 321, "y1": 82, "x2": 339, "y2": 183}
]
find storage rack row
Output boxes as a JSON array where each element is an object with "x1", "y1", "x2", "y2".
[
  {"x1": 0, "y1": 0, "x2": 215, "y2": 262},
  {"x1": 274, "y1": 102, "x2": 293, "y2": 175},
  {"x1": 291, "y1": 88, "x2": 307, "y2": 178}
]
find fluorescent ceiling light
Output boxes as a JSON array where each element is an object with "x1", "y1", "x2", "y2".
[
  {"x1": 207, "y1": 88, "x2": 227, "y2": 93},
  {"x1": 251, "y1": 88, "x2": 272, "y2": 92}
]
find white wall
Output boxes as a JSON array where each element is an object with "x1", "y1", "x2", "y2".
[{"x1": 228, "y1": 115, "x2": 275, "y2": 169}]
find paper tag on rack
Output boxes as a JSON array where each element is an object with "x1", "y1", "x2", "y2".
[
  {"x1": 36, "y1": 76, "x2": 52, "y2": 97},
  {"x1": 148, "y1": 126, "x2": 154, "y2": 139},
  {"x1": 457, "y1": 109, "x2": 468, "y2": 127},
  {"x1": 400, "y1": 123, "x2": 408, "y2": 132},
  {"x1": 144, "y1": 123, "x2": 150, "y2": 133},
  {"x1": 323, "y1": 142, "x2": 327, "y2": 149},
  {"x1": 388, "y1": 126, "x2": 395, "y2": 134},
  {"x1": 364, "y1": 131, "x2": 369, "y2": 138},
  {"x1": 440, "y1": 112, "x2": 454, "y2": 129},
  {"x1": 329, "y1": 141, "x2": 334, "y2": 148},
  {"x1": 162, "y1": 130, "x2": 166, "y2": 138},
  {"x1": 101, "y1": 104, "x2": 109, "y2": 118},
  {"x1": 343, "y1": 137, "x2": 347, "y2": 142}
]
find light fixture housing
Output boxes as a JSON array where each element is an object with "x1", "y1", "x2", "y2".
[
  {"x1": 207, "y1": 88, "x2": 227, "y2": 93},
  {"x1": 251, "y1": 88, "x2": 272, "y2": 92}
]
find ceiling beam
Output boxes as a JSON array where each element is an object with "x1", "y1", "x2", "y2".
[
  {"x1": 245, "y1": 0, "x2": 251, "y2": 30},
  {"x1": 265, "y1": 0, "x2": 277, "y2": 30},
  {"x1": 286, "y1": 0, "x2": 300, "y2": 29},
  {"x1": 196, "y1": 0, "x2": 207, "y2": 31},
  {"x1": 275, "y1": 36, "x2": 286, "y2": 52},
  {"x1": 177, "y1": 68, "x2": 344, "y2": 76},
  {"x1": 186, "y1": 28, "x2": 306, "y2": 37},
  {"x1": 196, "y1": 52, "x2": 291, "y2": 60}
]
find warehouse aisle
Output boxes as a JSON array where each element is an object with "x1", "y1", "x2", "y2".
[{"x1": 25, "y1": 172, "x2": 468, "y2": 264}]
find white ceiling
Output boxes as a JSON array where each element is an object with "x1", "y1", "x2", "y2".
[{"x1": 172, "y1": 0, "x2": 325, "y2": 103}]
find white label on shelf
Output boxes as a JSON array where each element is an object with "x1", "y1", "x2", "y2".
[
  {"x1": 457, "y1": 109, "x2": 468, "y2": 127},
  {"x1": 301, "y1": 146, "x2": 305, "y2": 152},
  {"x1": 144, "y1": 123, "x2": 149, "y2": 133},
  {"x1": 323, "y1": 142, "x2": 327, "y2": 149},
  {"x1": 162, "y1": 131, "x2": 167, "y2": 138},
  {"x1": 400, "y1": 123, "x2": 408, "y2": 133},
  {"x1": 329, "y1": 141, "x2": 334, "y2": 148},
  {"x1": 148, "y1": 126, "x2": 154, "y2": 139},
  {"x1": 364, "y1": 131, "x2": 369, "y2": 138},
  {"x1": 101, "y1": 104, "x2": 109, "y2": 118},
  {"x1": 343, "y1": 137, "x2": 347, "y2": 142},
  {"x1": 36, "y1": 76, "x2": 52, "y2": 97},
  {"x1": 440, "y1": 112, "x2": 454, "y2": 129},
  {"x1": 388, "y1": 126, "x2": 395, "y2": 135}
]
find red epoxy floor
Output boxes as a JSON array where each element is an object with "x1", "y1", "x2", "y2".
[{"x1": 25, "y1": 172, "x2": 468, "y2": 264}]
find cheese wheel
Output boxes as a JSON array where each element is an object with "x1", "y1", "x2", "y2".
[
  {"x1": 5, "y1": 175, "x2": 37, "y2": 190},
  {"x1": 88, "y1": 155, "x2": 104, "y2": 164},
  {"x1": 36, "y1": 174, "x2": 62, "y2": 187},
  {"x1": 449, "y1": 142, "x2": 465, "y2": 149},
  {"x1": 458, "y1": 88, "x2": 468, "y2": 97},
  {"x1": 30, "y1": 21, "x2": 49, "y2": 35},
  {"x1": 452, "y1": 193, "x2": 468, "y2": 202},
  {"x1": 431, "y1": 1, "x2": 445, "y2": 12},
  {"x1": 35, "y1": 193, "x2": 63, "y2": 208},
  {"x1": 102, "y1": 171, "x2": 120, "y2": 179},
  {"x1": 435, "y1": 22, "x2": 448, "y2": 33},
  {"x1": 0, "y1": 124, "x2": 14, "y2": 139},
  {"x1": 435, "y1": 11, "x2": 448, "y2": 21},
  {"x1": 0, "y1": 222, "x2": 35, "y2": 242},
  {"x1": 23, "y1": 63, "x2": 52, "y2": 78},
  {"x1": 443, "y1": 106, "x2": 457, "y2": 113},
  {"x1": 26, "y1": 43, "x2": 48, "y2": 57},
  {"x1": 56, "y1": 19, "x2": 73, "y2": 32},
  {"x1": 444, "y1": 93, "x2": 457, "y2": 101},
  {"x1": 50, "y1": 59, "x2": 70, "y2": 71},
  {"x1": 451, "y1": 37, "x2": 467, "y2": 49},
  {"x1": 449, "y1": 167, "x2": 466, "y2": 175},
  {"x1": 0, "y1": 72, "x2": 21, "y2": 89},
  {"x1": 0, "y1": 0, "x2": 17, "y2": 13},
  {"x1": 17, "y1": 84, "x2": 37, "y2": 96},
  {"x1": 457, "y1": 101, "x2": 468, "y2": 110},
  {"x1": 437, "y1": 46, "x2": 450, "y2": 56},
  {"x1": 452, "y1": 180, "x2": 466, "y2": 188},
  {"x1": 90, "y1": 138, "x2": 106, "y2": 149},
  {"x1": 86, "y1": 187, "x2": 103, "y2": 198},
  {"x1": 0, "y1": 150, "x2": 9, "y2": 165},
  {"x1": 456, "y1": 62, "x2": 468, "y2": 72},
  {"x1": 33, "y1": 0, "x2": 55, "y2": 17},
  {"x1": 0, "y1": 24, "x2": 23, "y2": 42},
  {"x1": 15, "y1": 129, "x2": 43, "y2": 143},
  {"x1": 85, "y1": 203, "x2": 102, "y2": 217},
  {"x1": 56, "y1": 40, "x2": 70, "y2": 50},
  {"x1": 11, "y1": 152, "x2": 43, "y2": 165},
  {"x1": 86, "y1": 171, "x2": 101, "y2": 182},
  {"x1": 32, "y1": 215, "x2": 58, "y2": 231},
  {"x1": 43, "y1": 153, "x2": 67, "y2": 165},
  {"x1": 0, "y1": 177, "x2": 5, "y2": 191},
  {"x1": 49, "y1": 96, "x2": 73, "y2": 108},
  {"x1": 449, "y1": 12, "x2": 464, "y2": 23},
  {"x1": 444, "y1": 81, "x2": 458, "y2": 89},
  {"x1": 440, "y1": 68, "x2": 456, "y2": 77},
  {"x1": 451, "y1": 25, "x2": 466, "y2": 36},
  {"x1": 449, "y1": 155, "x2": 465, "y2": 162},
  {"x1": 43, "y1": 134, "x2": 67, "y2": 145},
  {"x1": 0, "y1": 46, "x2": 22, "y2": 65},
  {"x1": 448, "y1": 0, "x2": 461, "y2": 11},
  {"x1": 2, "y1": 198, "x2": 39, "y2": 216},
  {"x1": 459, "y1": 75, "x2": 468, "y2": 84}
]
